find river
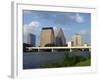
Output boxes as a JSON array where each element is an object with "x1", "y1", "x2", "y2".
[{"x1": 23, "y1": 51, "x2": 90, "y2": 69}]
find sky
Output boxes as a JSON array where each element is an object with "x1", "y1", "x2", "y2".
[{"x1": 23, "y1": 10, "x2": 91, "y2": 46}]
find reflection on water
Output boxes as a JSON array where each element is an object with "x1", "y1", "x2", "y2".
[{"x1": 23, "y1": 51, "x2": 90, "y2": 69}]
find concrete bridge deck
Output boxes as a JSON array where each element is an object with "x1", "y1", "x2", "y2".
[{"x1": 26, "y1": 46, "x2": 91, "y2": 52}]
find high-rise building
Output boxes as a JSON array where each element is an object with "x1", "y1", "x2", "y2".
[
  {"x1": 40, "y1": 27, "x2": 55, "y2": 47},
  {"x1": 72, "y1": 34, "x2": 82, "y2": 46},
  {"x1": 55, "y1": 28, "x2": 66, "y2": 46},
  {"x1": 29, "y1": 33, "x2": 36, "y2": 46}
]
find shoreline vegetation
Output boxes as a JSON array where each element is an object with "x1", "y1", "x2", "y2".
[{"x1": 40, "y1": 52, "x2": 91, "y2": 68}]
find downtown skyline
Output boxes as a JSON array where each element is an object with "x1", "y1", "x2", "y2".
[{"x1": 23, "y1": 10, "x2": 91, "y2": 46}]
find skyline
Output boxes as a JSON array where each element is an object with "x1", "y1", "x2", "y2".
[{"x1": 23, "y1": 10, "x2": 91, "y2": 46}]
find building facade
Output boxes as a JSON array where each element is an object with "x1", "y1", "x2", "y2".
[
  {"x1": 29, "y1": 33, "x2": 36, "y2": 47},
  {"x1": 55, "y1": 28, "x2": 66, "y2": 46},
  {"x1": 40, "y1": 27, "x2": 55, "y2": 47},
  {"x1": 72, "y1": 34, "x2": 82, "y2": 46}
]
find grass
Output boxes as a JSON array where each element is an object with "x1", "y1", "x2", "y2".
[
  {"x1": 75, "y1": 59, "x2": 91, "y2": 66},
  {"x1": 40, "y1": 51, "x2": 91, "y2": 68}
]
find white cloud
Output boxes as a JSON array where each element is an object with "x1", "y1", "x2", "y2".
[
  {"x1": 24, "y1": 21, "x2": 40, "y2": 34},
  {"x1": 28, "y1": 21, "x2": 39, "y2": 27},
  {"x1": 23, "y1": 21, "x2": 40, "y2": 43},
  {"x1": 70, "y1": 13, "x2": 84, "y2": 23},
  {"x1": 75, "y1": 14, "x2": 84, "y2": 23},
  {"x1": 79, "y1": 30, "x2": 90, "y2": 35}
]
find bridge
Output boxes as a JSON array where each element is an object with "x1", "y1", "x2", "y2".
[{"x1": 26, "y1": 46, "x2": 91, "y2": 52}]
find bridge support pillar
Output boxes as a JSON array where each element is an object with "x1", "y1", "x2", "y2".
[
  {"x1": 89, "y1": 48, "x2": 91, "y2": 52},
  {"x1": 70, "y1": 48, "x2": 72, "y2": 52},
  {"x1": 28, "y1": 48, "x2": 32, "y2": 51},
  {"x1": 38, "y1": 49, "x2": 40, "y2": 52},
  {"x1": 52, "y1": 49, "x2": 54, "y2": 52},
  {"x1": 82, "y1": 49, "x2": 84, "y2": 51}
]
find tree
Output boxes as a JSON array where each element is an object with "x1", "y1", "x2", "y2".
[{"x1": 45, "y1": 43, "x2": 55, "y2": 47}]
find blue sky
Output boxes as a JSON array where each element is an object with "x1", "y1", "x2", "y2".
[{"x1": 23, "y1": 10, "x2": 91, "y2": 46}]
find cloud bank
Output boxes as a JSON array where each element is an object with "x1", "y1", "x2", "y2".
[
  {"x1": 24, "y1": 10, "x2": 85, "y2": 25},
  {"x1": 70, "y1": 13, "x2": 84, "y2": 23},
  {"x1": 23, "y1": 21, "x2": 40, "y2": 43}
]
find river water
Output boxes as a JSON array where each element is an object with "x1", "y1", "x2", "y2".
[{"x1": 23, "y1": 51, "x2": 90, "y2": 69}]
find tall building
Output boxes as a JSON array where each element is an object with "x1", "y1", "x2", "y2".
[
  {"x1": 72, "y1": 34, "x2": 82, "y2": 46},
  {"x1": 40, "y1": 27, "x2": 55, "y2": 47},
  {"x1": 28, "y1": 33, "x2": 36, "y2": 46},
  {"x1": 55, "y1": 28, "x2": 66, "y2": 46}
]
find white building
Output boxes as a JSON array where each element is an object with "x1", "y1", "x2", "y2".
[
  {"x1": 67, "y1": 41, "x2": 72, "y2": 47},
  {"x1": 83, "y1": 43, "x2": 88, "y2": 47},
  {"x1": 72, "y1": 34, "x2": 82, "y2": 46}
]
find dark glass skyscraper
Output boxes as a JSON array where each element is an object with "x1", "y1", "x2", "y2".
[
  {"x1": 55, "y1": 28, "x2": 66, "y2": 46},
  {"x1": 29, "y1": 33, "x2": 36, "y2": 47}
]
